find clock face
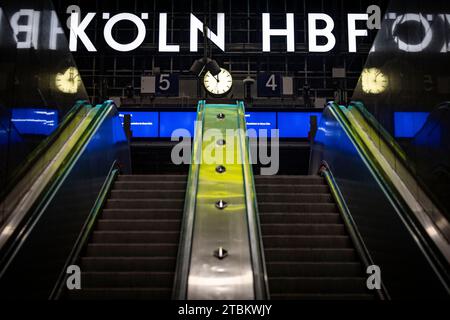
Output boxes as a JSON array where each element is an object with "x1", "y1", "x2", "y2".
[
  {"x1": 203, "y1": 68, "x2": 233, "y2": 96},
  {"x1": 361, "y1": 68, "x2": 388, "y2": 94},
  {"x1": 56, "y1": 67, "x2": 81, "y2": 94}
]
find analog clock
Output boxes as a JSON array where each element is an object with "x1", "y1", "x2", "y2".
[
  {"x1": 203, "y1": 68, "x2": 233, "y2": 96},
  {"x1": 361, "y1": 68, "x2": 388, "y2": 94},
  {"x1": 56, "y1": 67, "x2": 81, "y2": 94}
]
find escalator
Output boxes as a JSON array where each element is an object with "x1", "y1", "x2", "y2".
[
  {"x1": 305, "y1": 102, "x2": 450, "y2": 299},
  {"x1": 256, "y1": 175, "x2": 374, "y2": 300},
  {"x1": 0, "y1": 100, "x2": 131, "y2": 299},
  {"x1": 65, "y1": 174, "x2": 186, "y2": 300},
  {"x1": 1, "y1": 98, "x2": 449, "y2": 300}
]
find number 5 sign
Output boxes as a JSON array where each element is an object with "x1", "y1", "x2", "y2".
[
  {"x1": 257, "y1": 73, "x2": 282, "y2": 97},
  {"x1": 156, "y1": 74, "x2": 179, "y2": 96}
]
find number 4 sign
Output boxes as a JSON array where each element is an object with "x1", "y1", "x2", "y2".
[{"x1": 257, "y1": 73, "x2": 282, "y2": 97}]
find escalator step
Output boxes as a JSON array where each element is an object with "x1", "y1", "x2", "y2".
[
  {"x1": 91, "y1": 231, "x2": 180, "y2": 244},
  {"x1": 86, "y1": 244, "x2": 178, "y2": 257},
  {"x1": 261, "y1": 224, "x2": 346, "y2": 236},
  {"x1": 258, "y1": 202, "x2": 338, "y2": 213},
  {"x1": 110, "y1": 190, "x2": 186, "y2": 199},
  {"x1": 81, "y1": 257, "x2": 176, "y2": 272},
  {"x1": 262, "y1": 235, "x2": 352, "y2": 248},
  {"x1": 117, "y1": 175, "x2": 187, "y2": 182},
  {"x1": 70, "y1": 174, "x2": 184, "y2": 300},
  {"x1": 266, "y1": 262, "x2": 363, "y2": 277},
  {"x1": 255, "y1": 184, "x2": 329, "y2": 194},
  {"x1": 81, "y1": 272, "x2": 174, "y2": 288},
  {"x1": 260, "y1": 213, "x2": 341, "y2": 224},
  {"x1": 264, "y1": 248, "x2": 358, "y2": 262},
  {"x1": 114, "y1": 181, "x2": 187, "y2": 190},
  {"x1": 268, "y1": 277, "x2": 368, "y2": 294},
  {"x1": 256, "y1": 175, "x2": 374, "y2": 300},
  {"x1": 96, "y1": 220, "x2": 181, "y2": 232},
  {"x1": 102, "y1": 209, "x2": 181, "y2": 220},
  {"x1": 68, "y1": 288, "x2": 172, "y2": 300},
  {"x1": 105, "y1": 199, "x2": 184, "y2": 210},
  {"x1": 257, "y1": 193, "x2": 333, "y2": 203}
]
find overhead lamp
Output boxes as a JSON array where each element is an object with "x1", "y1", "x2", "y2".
[
  {"x1": 189, "y1": 59, "x2": 205, "y2": 76},
  {"x1": 189, "y1": 58, "x2": 221, "y2": 77},
  {"x1": 205, "y1": 59, "x2": 221, "y2": 76}
]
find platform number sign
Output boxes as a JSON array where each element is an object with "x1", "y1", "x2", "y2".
[
  {"x1": 257, "y1": 73, "x2": 282, "y2": 97},
  {"x1": 156, "y1": 74, "x2": 179, "y2": 96}
]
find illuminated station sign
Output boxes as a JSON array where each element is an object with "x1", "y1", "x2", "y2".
[{"x1": 3, "y1": 6, "x2": 449, "y2": 54}]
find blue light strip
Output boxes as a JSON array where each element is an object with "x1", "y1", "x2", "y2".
[
  {"x1": 11, "y1": 108, "x2": 59, "y2": 135},
  {"x1": 394, "y1": 112, "x2": 429, "y2": 138}
]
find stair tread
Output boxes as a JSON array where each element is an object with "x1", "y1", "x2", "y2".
[{"x1": 71, "y1": 174, "x2": 183, "y2": 300}]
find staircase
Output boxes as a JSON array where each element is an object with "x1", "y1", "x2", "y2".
[
  {"x1": 68, "y1": 174, "x2": 186, "y2": 300},
  {"x1": 255, "y1": 175, "x2": 374, "y2": 300}
]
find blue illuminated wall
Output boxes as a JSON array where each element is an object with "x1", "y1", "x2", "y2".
[
  {"x1": 160, "y1": 112, "x2": 197, "y2": 138},
  {"x1": 278, "y1": 112, "x2": 322, "y2": 138},
  {"x1": 394, "y1": 112, "x2": 429, "y2": 138},
  {"x1": 11, "y1": 108, "x2": 58, "y2": 135},
  {"x1": 119, "y1": 111, "x2": 322, "y2": 138},
  {"x1": 119, "y1": 111, "x2": 158, "y2": 138},
  {"x1": 245, "y1": 112, "x2": 276, "y2": 138}
]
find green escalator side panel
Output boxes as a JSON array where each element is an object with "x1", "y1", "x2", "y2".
[
  {"x1": 197, "y1": 105, "x2": 246, "y2": 214},
  {"x1": 186, "y1": 102, "x2": 257, "y2": 299}
]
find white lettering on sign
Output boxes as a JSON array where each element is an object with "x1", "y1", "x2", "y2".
[
  {"x1": 190, "y1": 13, "x2": 225, "y2": 52},
  {"x1": 308, "y1": 13, "x2": 336, "y2": 52},
  {"x1": 104, "y1": 13, "x2": 147, "y2": 52},
  {"x1": 3, "y1": 7, "x2": 442, "y2": 54},
  {"x1": 348, "y1": 14, "x2": 369, "y2": 53},
  {"x1": 262, "y1": 13, "x2": 295, "y2": 52}
]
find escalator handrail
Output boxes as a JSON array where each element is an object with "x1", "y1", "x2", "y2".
[
  {"x1": 350, "y1": 101, "x2": 450, "y2": 240},
  {"x1": 0, "y1": 100, "x2": 89, "y2": 202},
  {"x1": 236, "y1": 101, "x2": 269, "y2": 300},
  {"x1": 0, "y1": 101, "x2": 116, "y2": 273},
  {"x1": 319, "y1": 161, "x2": 389, "y2": 300},
  {"x1": 172, "y1": 100, "x2": 206, "y2": 300},
  {"x1": 327, "y1": 102, "x2": 450, "y2": 291},
  {"x1": 50, "y1": 160, "x2": 120, "y2": 300},
  {"x1": 349, "y1": 101, "x2": 409, "y2": 164}
]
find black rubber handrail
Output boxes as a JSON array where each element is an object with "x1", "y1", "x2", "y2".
[
  {"x1": 50, "y1": 160, "x2": 120, "y2": 300},
  {"x1": 319, "y1": 161, "x2": 388, "y2": 300}
]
